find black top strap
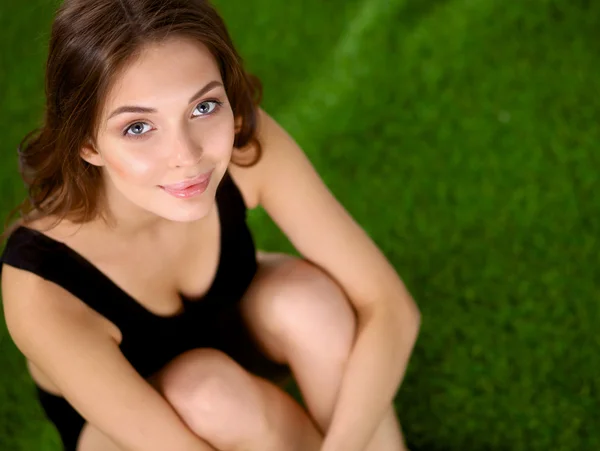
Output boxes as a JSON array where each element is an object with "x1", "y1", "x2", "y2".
[{"x1": 1, "y1": 226, "x2": 145, "y2": 328}]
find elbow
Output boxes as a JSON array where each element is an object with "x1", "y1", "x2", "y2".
[
  {"x1": 394, "y1": 292, "x2": 421, "y2": 347},
  {"x1": 359, "y1": 283, "x2": 421, "y2": 344},
  {"x1": 407, "y1": 300, "x2": 421, "y2": 345}
]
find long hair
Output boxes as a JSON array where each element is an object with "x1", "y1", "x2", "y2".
[{"x1": 3, "y1": 0, "x2": 262, "y2": 240}]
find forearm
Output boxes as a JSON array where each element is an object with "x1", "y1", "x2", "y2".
[{"x1": 321, "y1": 300, "x2": 420, "y2": 451}]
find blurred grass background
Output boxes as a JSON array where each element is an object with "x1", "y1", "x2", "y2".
[{"x1": 1, "y1": 0, "x2": 599, "y2": 449}]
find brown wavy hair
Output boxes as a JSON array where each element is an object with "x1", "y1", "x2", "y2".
[{"x1": 3, "y1": 0, "x2": 262, "y2": 240}]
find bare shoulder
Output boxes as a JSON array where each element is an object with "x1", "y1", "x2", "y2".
[
  {"x1": 3, "y1": 213, "x2": 122, "y2": 346},
  {"x1": 227, "y1": 108, "x2": 292, "y2": 209},
  {"x1": 2, "y1": 262, "x2": 90, "y2": 330},
  {"x1": 1, "y1": 262, "x2": 118, "y2": 372},
  {"x1": 23, "y1": 214, "x2": 91, "y2": 243}
]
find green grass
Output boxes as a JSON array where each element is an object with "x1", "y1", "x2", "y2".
[{"x1": 1, "y1": 0, "x2": 599, "y2": 449}]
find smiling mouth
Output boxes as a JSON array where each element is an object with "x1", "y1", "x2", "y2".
[
  {"x1": 159, "y1": 170, "x2": 214, "y2": 199},
  {"x1": 160, "y1": 171, "x2": 213, "y2": 190}
]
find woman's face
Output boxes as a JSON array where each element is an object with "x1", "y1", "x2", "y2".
[{"x1": 88, "y1": 36, "x2": 235, "y2": 223}]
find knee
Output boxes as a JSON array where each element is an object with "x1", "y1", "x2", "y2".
[
  {"x1": 264, "y1": 259, "x2": 357, "y2": 361},
  {"x1": 159, "y1": 349, "x2": 271, "y2": 448}
]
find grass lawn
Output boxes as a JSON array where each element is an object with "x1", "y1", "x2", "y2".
[{"x1": 1, "y1": 0, "x2": 599, "y2": 449}]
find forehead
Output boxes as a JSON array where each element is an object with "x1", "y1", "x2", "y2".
[{"x1": 104, "y1": 36, "x2": 222, "y2": 110}]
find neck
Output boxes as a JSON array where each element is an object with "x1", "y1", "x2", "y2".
[{"x1": 97, "y1": 181, "x2": 171, "y2": 240}]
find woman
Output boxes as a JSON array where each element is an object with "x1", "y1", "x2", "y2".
[{"x1": 0, "y1": 0, "x2": 420, "y2": 450}]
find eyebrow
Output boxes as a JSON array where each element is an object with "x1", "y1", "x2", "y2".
[{"x1": 107, "y1": 80, "x2": 224, "y2": 120}]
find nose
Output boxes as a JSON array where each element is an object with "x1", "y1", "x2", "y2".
[{"x1": 169, "y1": 128, "x2": 202, "y2": 168}]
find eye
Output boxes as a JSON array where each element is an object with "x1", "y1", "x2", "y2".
[
  {"x1": 124, "y1": 122, "x2": 152, "y2": 137},
  {"x1": 192, "y1": 100, "x2": 221, "y2": 117}
]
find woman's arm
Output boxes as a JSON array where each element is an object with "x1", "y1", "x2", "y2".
[
  {"x1": 246, "y1": 110, "x2": 421, "y2": 451},
  {"x1": 319, "y1": 294, "x2": 419, "y2": 451},
  {"x1": 2, "y1": 265, "x2": 215, "y2": 451}
]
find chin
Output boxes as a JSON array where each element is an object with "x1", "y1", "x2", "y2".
[{"x1": 154, "y1": 198, "x2": 215, "y2": 223}]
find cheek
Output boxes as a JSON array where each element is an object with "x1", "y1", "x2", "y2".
[
  {"x1": 103, "y1": 148, "x2": 162, "y2": 184},
  {"x1": 200, "y1": 114, "x2": 236, "y2": 159}
]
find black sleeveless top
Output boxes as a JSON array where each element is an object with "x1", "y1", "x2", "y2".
[{"x1": 0, "y1": 172, "x2": 259, "y2": 378}]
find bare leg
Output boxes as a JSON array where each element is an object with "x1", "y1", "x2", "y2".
[
  {"x1": 241, "y1": 253, "x2": 408, "y2": 450},
  {"x1": 79, "y1": 348, "x2": 322, "y2": 451}
]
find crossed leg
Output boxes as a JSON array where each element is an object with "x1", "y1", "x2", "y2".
[{"x1": 240, "y1": 253, "x2": 406, "y2": 451}]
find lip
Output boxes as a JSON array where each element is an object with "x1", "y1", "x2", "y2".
[
  {"x1": 159, "y1": 170, "x2": 213, "y2": 199},
  {"x1": 161, "y1": 171, "x2": 213, "y2": 190}
]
